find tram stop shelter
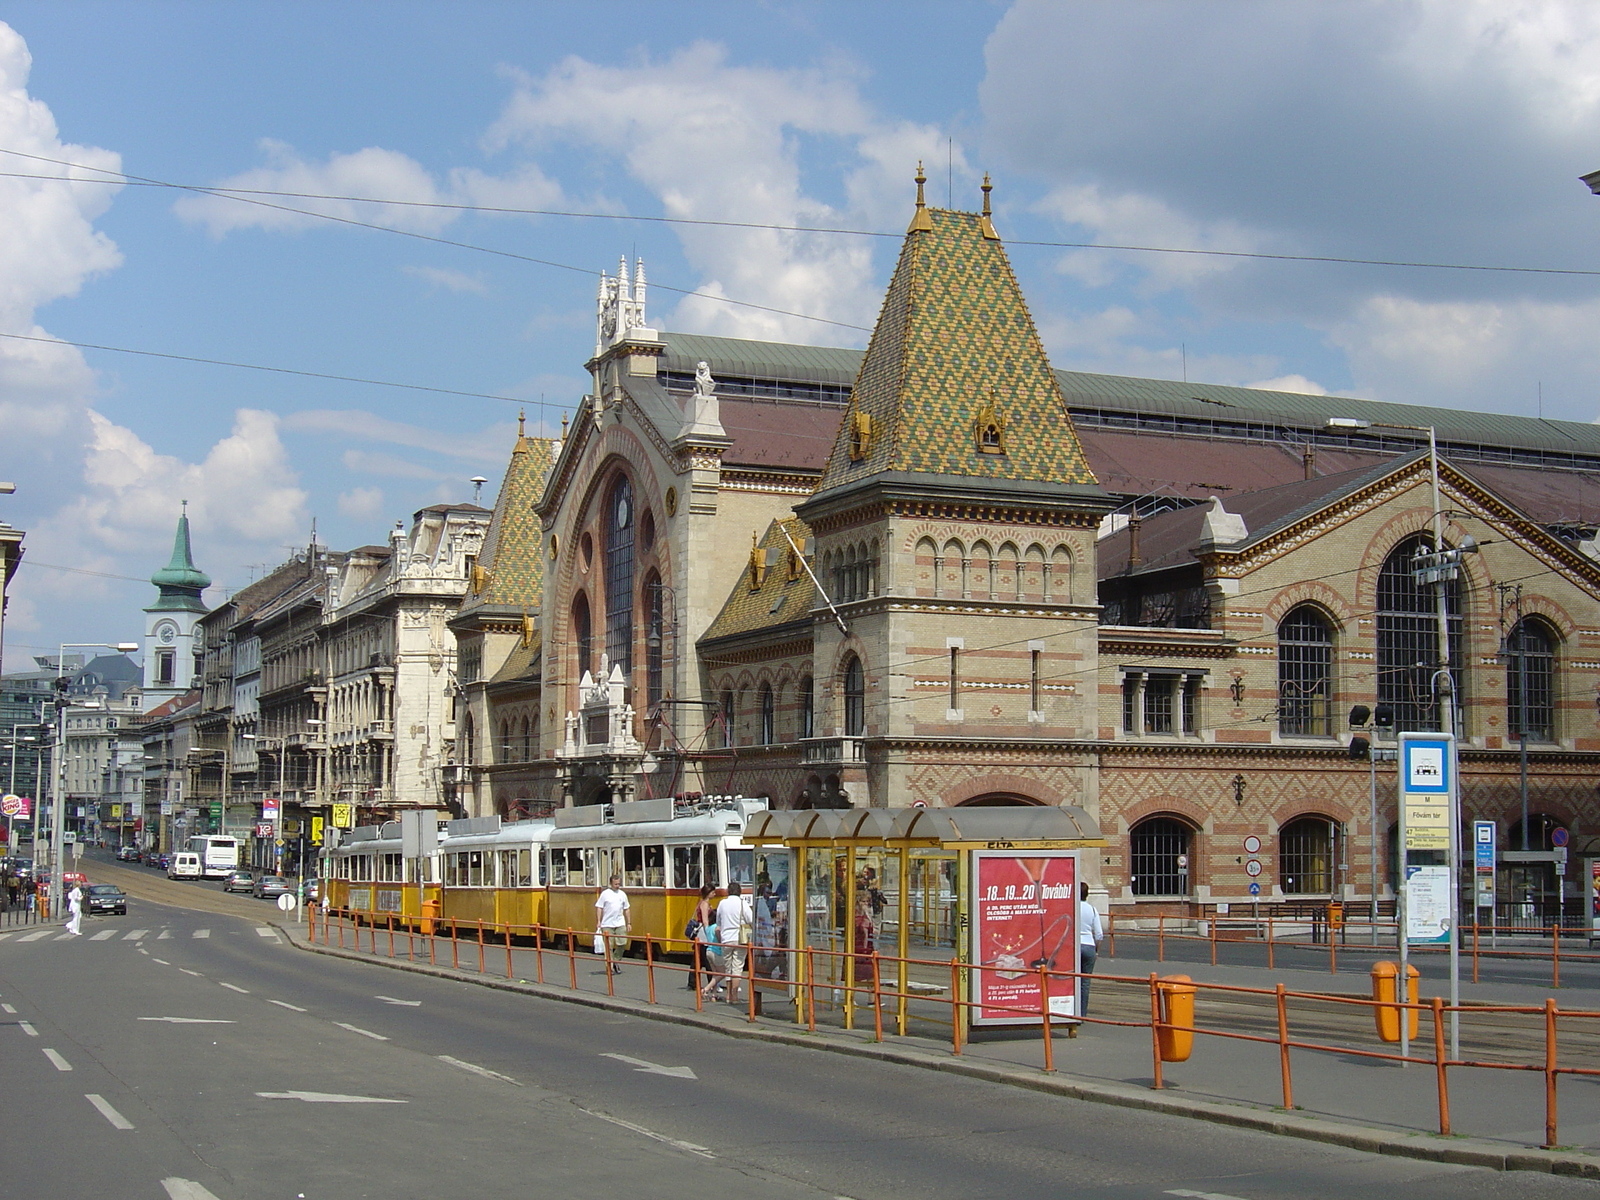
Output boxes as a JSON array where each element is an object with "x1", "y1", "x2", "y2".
[{"x1": 742, "y1": 805, "x2": 1105, "y2": 1035}]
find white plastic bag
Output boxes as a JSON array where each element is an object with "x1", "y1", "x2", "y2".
[{"x1": 593, "y1": 932, "x2": 606, "y2": 956}]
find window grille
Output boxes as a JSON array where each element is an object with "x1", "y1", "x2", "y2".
[
  {"x1": 1279, "y1": 606, "x2": 1334, "y2": 735},
  {"x1": 1122, "y1": 675, "x2": 1138, "y2": 733},
  {"x1": 1130, "y1": 817, "x2": 1191, "y2": 896},
  {"x1": 1279, "y1": 817, "x2": 1336, "y2": 895},
  {"x1": 604, "y1": 477, "x2": 635, "y2": 677},
  {"x1": 1377, "y1": 535, "x2": 1462, "y2": 732},
  {"x1": 1144, "y1": 676, "x2": 1175, "y2": 733},
  {"x1": 573, "y1": 594, "x2": 592, "y2": 682},
  {"x1": 1505, "y1": 619, "x2": 1555, "y2": 742},
  {"x1": 843, "y1": 656, "x2": 865, "y2": 736}
]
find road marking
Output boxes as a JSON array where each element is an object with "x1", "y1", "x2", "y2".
[
  {"x1": 578, "y1": 1105, "x2": 713, "y2": 1159},
  {"x1": 123, "y1": 929, "x2": 149, "y2": 941},
  {"x1": 218, "y1": 982, "x2": 249, "y2": 993},
  {"x1": 138, "y1": 1017, "x2": 236, "y2": 1024},
  {"x1": 180, "y1": 969, "x2": 203, "y2": 977},
  {"x1": 139, "y1": 948, "x2": 149, "y2": 956},
  {"x1": 153, "y1": 958, "x2": 170, "y2": 965},
  {"x1": 376, "y1": 995, "x2": 421, "y2": 1006},
  {"x1": 161, "y1": 1180, "x2": 223, "y2": 1200},
  {"x1": 55, "y1": 932, "x2": 76, "y2": 941},
  {"x1": 157, "y1": 930, "x2": 172, "y2": 940},
  {"x1": 17, "y1": 930, "x2": 51, "y2": 942},
  {"x1": 334, "y1": 1022, "x2": 389, "y2": 1041},
  {"x1": 256, "y1": 1090, "x2": 405, "y2": 1104},
  {"x1": 1167, "y1": 1191, "x2": 1255, "y2": 1200},
  {"x1": 600, "y1": 1052, "x2": 698, "y2": 1079},
  {"x1": 268, "y1": 1000, "x2": 307, "y2": 1012},
  {"x1": 255, "y1": 927, "x2": 279, "y2": 938},
  {"x1": 0, "y1": 931, "x2": 11, "y2": 940},
  {"x1": 42, "y1": 1048, "x2": 72, "y2": 1071},
  {"x1": 437, "y1": 1055, "x2": 522, "y2": 1086},
  {"x1": 91, "y1": 929, "x2": 117, "y2": 941},
  {"x1": 18, "y1": 1021, "x2": 38, "y2": 1036},
  {"x1": 86, "y1": 1093, "x2": 134, "y2": 1129},
  {"x1": 192, "y1": 929, "x2": 210, "y2": 939},
  {"x1": 1, "y1": 1003, "x2": 15, "y2": 1014}
]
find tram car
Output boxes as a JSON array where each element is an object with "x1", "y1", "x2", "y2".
[
  {"x1": 321, "y1": 823, "x2": 440, "y2": 924},
  {"x1": 543, "y1": 795, "x2": 770, "y2": 953},
  {"x1": 436, "y1": 818, "x2": 555, "y2": 931}
]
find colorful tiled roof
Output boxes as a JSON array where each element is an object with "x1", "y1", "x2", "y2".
[
  {"x1": 462, "y1": 429, "x2": 555, "y2": 613},
  {"x1": 814, "y1": 203, "x2": 1102, "y2": 497},
  {"x1": 700, "y1": 517, "x2": 816, "y2": 644}
]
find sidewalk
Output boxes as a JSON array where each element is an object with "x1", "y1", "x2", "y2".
[{"x1": 284, "y1": 916, "x2": 1600, "y2": 1180}]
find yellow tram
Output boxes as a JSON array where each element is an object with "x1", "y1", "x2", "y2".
[
  {"x1": 322, "y1": 824, "x2": 439, "y2": 924},
  {"x1": 436, "y1": 819, "x2": 554, "y2": 931}
]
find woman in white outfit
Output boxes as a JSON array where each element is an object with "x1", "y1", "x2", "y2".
[{"x1": 65, "y1": 882, "x2": 84, "y2": 936}]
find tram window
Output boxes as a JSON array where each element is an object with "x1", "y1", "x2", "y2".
[
  {"x1": 468, "y1": 851, "x2": 485, "y2": 888},
  {"x1": 583, "y1": 848, "x2": 600, "y2": 888},
  {"x1": 537, "y1": 848, "x2": 547, "y2": 887},
  {"x1": 498, "y1": 851, "x2": 514, "y2": 887},
  {"x1": 549, "y1": 850, "x2": 566, "y2": 886},
  {"x1": 703, "y1": 844, "x2": 722, "y2": 888},
  {"x1": 644, "y1": 844, "x2": 665, "y2": 888},
  {"x1": 727, "y1": 848, "x2": 755, "y2": 888},
  {"x1": 673, "y1": 845, "x2": 702, "y2": 889},
  {"x1": 380, "y1": 853, "x2": 402, "y2": 883},
  {"x1": 623, "y1": 846, "x2": 645, "y2": 888}
]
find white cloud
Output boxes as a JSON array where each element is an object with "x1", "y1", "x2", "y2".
[
  {"x1": 285, "y1": 409, "x2": 512, "y2": 464},
  {"x1": 337, "y1": 486, "x2": 385, "y2": 519},
  {"x1": 489, "y1": 42, "x2": 959, "y2": 343},
  {"x1": 403, "y1": 264, "x2": 489, "y2": 294},
  {"x1": 341, "y1": 449, "x2": 449, "y2": 480},
  {"x1": 1247, "y1": 375, "x2": 1328, "y2": 396},
  {"x1": 174, "y1": 139, "x2": 566, "y2": 236}
]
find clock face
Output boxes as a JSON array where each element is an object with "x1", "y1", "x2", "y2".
[
  {"x1": 614, "y1": 492, "x2": 632, "y2": 530},
  {"x1": 157, "y1": 622, "x2": 178, "y2": 645}
]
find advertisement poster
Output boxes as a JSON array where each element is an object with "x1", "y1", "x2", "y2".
[
  {"x1": 1405, "y1": 865, "x2": 1452, "y2": 944},
  {"x1": 971, "y1": 851, "x2": 1077, "y2": 1025},
  {"x1": 1591, "y1": 860, "x2": 1600, "y2": 934},
  {"x1": 1, "y1": 794, "x2": 31, "y2": 820}
]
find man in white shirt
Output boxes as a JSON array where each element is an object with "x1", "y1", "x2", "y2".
[
  {"x1": 1077, "y1": 881, "x2": 1103, "y2": 1017},
  {"x1": 709, "y1": 881, "x2": 754, "y2": 1003},
  {"x1": 595, "y1": 874, "x2": 630, "y2": 975}
]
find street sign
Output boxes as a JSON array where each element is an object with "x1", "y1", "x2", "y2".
[
  {"x1": 1243, "y1": 835, "x2": 1262, "y2": 854},
  {"x1": 1245, "y1": 859, "x2": 1262, "y2": 877},
  {"x1": 277, "y1": 892, "x2": 297, "y2": 913},
  {"x1": 1552, "y1": 827, "x2": 1570, "y2": 849},
  {"x1": 1401, "y1": 737, "x2": 1451, "y2": 851},
  {"x1": 263, "y1": 798, "x2": 280, "y2": 821},
  {"x1": 332, "y1": 804, "x2": 355, "y2": 830},
  {"x1": 311, "y1": 815, "x2": 325, "y2": 844},
  {"x1": 1249, "y1": 882, "x2": 1261, "y2": 896},
  {"x1": 1473, "y1": 820, "x2": 1496, "y2": 911}
]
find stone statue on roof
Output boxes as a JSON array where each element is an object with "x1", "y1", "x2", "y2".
[{"x1": 693, "y1": 361, "x2": 716, "y2": 399}]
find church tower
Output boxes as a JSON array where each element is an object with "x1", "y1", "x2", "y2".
[{"x1": 142, "y1": 502, "x2": 211, "y2": 713}]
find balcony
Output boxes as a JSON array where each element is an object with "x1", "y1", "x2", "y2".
[{"x1": 799, "y1": 736, "x2": 867, "y2": 767}]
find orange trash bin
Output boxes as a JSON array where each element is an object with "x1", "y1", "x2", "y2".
[
  {"x1": 1371, "y1": 960, "x2": 1420, "y2": 1042},
  {"x1": 420, "y1": 899, "x2": 440, "y2": 936},
  {"x1": 1156, "y1": 974, "x2": 1196, "y2": 1062}
]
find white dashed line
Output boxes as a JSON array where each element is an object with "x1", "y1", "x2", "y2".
[
  {"x1": 437, "y1": 1055, "x2": 522, "y2": 1086},
  {"x1": 157, "y1": 930, "x2": 172, "y2": 940},
  {"x1": 218, "y1": 982, "x2": 249, "y2": 994},
  {"x1": 161, "y1": 1179, "x2": 224, "y2": 1200},
  {"x1": 1, "y1": 1003, "x2": 15, "y2": 1014},
  {"x1": 54, "y1": 933, "x2": 76, "y2": 941},
  {"x1": 123, "y1": 929, "x2": 148, "y2": 941},
  {"x1": 86, "y1": 1093, "x2": 134, "y2": 1129},
  {"x1": 1167, "y1": 1191, "x2": 1256, "y2": 1200},
  {"x1": 180, "y1": 969, "x2": 203, "y2": 977},
  {"x1": 17, "y1": 930, "x2": 50, "y2": 942},
  {"x1": 42, "y1": 1048, "x2": 72, "y2": 1071},
  {"x1": 333, "y1": 1022, "x2": 388, "y2": 1041},
  {"x1": 268, "y1": 1000, "x2": 307, "y2": 1012},
  {"x1": 0, "y1": 931, "x2": 11, "y2": 941},
  {"x1": 577, "y1": 1105, "x2": 713, "y2": 1159},
  {"x1": 192, "y1": 929, "x2": 210, "y2": 939},
  {"x1": 18, "y1": 1021, "x2": 38, "y2": 1037},
  {"x1": 90, "y1": 930, "x2": 116, "y2": 941},
  {"x1": 153, "y1": 959, "x2": 170, "y2": 965}
]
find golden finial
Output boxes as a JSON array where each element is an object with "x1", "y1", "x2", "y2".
[
  {"x1": 979, "y1": 173, "x2": 998, "y2": 240},
  {"x1": 517, "y1": 409, "x2": 526, "y2": 438},
  {"x1": 560, "y1": 411, "x2": 569, "y2": 440},
  {"x1": 908, "y1": 160, "x2": 933, "y2": 233}
]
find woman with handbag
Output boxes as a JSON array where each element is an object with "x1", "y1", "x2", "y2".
[
  {"x1": 684, "y1": 884, "x2": 714, "y2": 989},
  {"x1": 712, "y1": 881, "x2": 755, "y2": 1004}
]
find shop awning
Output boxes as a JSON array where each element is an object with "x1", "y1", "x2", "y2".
[{"x1": 742, "y1": 805, "x2": 1104, "y2": 849}]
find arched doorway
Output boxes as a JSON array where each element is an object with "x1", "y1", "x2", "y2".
[{"x1": 956, "y1": 793, "x2": 1045, "y2": 807}]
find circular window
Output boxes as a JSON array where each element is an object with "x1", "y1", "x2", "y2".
[
  {"x1": 640, "y1": 508, "x2": 655, "y2": 551},
  {"x1": 580, "y1": 531, "x2": 594, "y2": 571},
  {"x1": 614, "y1": 490, "x2": 632, "y2": 531}
]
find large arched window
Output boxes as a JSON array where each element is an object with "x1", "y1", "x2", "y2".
[
  {"x1": 759, "y1": 684, "x2": 775, "y2": 745},
  {"x1": 1377, "y1": 535, "x2": 1462, "y2": 731},
  {"x1": 643, "y1": 571, "x2": 664, "y2": 711},
  {"x1": 799, "y1": 675, "x2": 815, "y2": 739},
  {"x1": 497, "y1": 719, "x2": 512, "y2": 765},
  {"x1": 1278, "y1": 606, "x2": 1334, "y2": 736},
  {"x1": 520, "y1": 715, "x2": 532, "y2": 762},
  {"x1": 572, "y1": 593, "x2": 593, "y2": 682},
  {"x1": 604, "y1": 476, "x2": 635, "y2": 677},
  {"x1": 1506, "y1": 617, "x2": 1556, "y2": 743},
  {"x1": 843, "y1": 656, "x2": 865, "y2": 736},
  {"x1": 1279, "y1": 816, "x2": 1337, "y2": 895},
  {"x1": 1129, "y1": 817, "x2": 1193, "y2": 896}
]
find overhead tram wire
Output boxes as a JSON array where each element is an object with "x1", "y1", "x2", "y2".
[{"x1": 4, "y1": 148, "x2": 1599, "y2": 281}]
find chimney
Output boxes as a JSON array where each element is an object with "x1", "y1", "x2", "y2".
[
  {"x1": 1127, "y1": 515, "x2": 1143, "y2": 568},
  {"x1": 1303, "y1": 444, "x2": 1316, "y2": 480}
]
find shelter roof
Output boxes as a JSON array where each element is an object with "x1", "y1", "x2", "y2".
[{"x1": 743, "y1": 804, "x2": 1104, "y2": 847}]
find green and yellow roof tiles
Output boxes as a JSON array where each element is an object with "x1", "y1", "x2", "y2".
[
  {"x1": 700, "y1": 516, "x2": 816, "y2": 644},
  {"x1": 818, "y1": 207, "x2": 1100, "y2": 494},
  {"x1": 463, "y1": 433, "x2": 554, "y2": 612}
]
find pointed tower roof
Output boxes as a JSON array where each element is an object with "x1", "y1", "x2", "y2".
[
  {"x1": 808, "y1": 173, "x2": 1106, "y2": 509},
  {"x1": 146, "y1": 503, "x2": 211, "y2": 613},
  {"x1": 459, "y1": 414, "x2": 555, "y2": 614}
]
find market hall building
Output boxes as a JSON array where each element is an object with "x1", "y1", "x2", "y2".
[{"x1": 452, "y1": 174, "x2": 1600, "y2": 925}]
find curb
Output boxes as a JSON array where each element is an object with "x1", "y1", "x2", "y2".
[{"x1": 284, "y1": 924, "x2": 1600, "y2": 1180}]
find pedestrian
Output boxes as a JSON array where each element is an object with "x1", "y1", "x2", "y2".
[
  {"x1": 65, "y1": 881, "x2": 84, "y2": 936},
  {"x1": 594, "y1": 872, "x2": 630, "y2": 975},
  {"x1": 711, "y1": 880, "x2": 755, "y2": 1005},
  {"x1": 685, "y1": 884, "x2": 714, "y2": 990},
  {"x1": 24, "y1": 876, "x2": 37, "y2": 916},
  {"x1": 1077, "y1": 881, "x2": 1103, "y2": 1018}
]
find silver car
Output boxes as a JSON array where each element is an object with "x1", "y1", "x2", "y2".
[{"x1": 251, "y1": 874, "x2": 291, "y2": 900}]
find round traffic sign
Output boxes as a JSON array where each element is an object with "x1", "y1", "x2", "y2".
[
  {"x1": 1243, "y1": 835, "x2": 1262, "y2": 854},
  {"x1": 1249, "y1": 882, "x2": 1261, "y2": 896},
  {"x1": 277, "y1": 892, "x2": 298, "y2": 913},
  {"x1": 1552, "y1": 827, "x2": 1570, "y2": 848},
  {"x1": 1245, "y1": 859, "x2": 1263, "y2": 877}
]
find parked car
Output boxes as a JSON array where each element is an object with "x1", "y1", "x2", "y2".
[
  {"x1": 62, "y1": 871, "x2": 88, "y2": 889},
  {"x1": 252, "y1": 874, "x2": 291, "y2": 901},
  {"x1": 147, "y1": 853, "x2": 170, "y2": 871},
  {"x1": 222, "y1": 869, "x2": 254, "y2": 894},
  {"x1": 84, "y1": 884, "x2": 127, "y2": 915},
  {"x1": 116, "y1": 846, "x2": 141, "y2": 862}
]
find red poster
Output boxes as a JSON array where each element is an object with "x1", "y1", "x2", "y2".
[{"x1": 972, "y1": 851, "x2": 1078, "y2": 1025}]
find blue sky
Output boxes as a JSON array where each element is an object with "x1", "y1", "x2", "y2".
[{"x1": 2, "y1": 1, "x2": 1599, "y2": 664}]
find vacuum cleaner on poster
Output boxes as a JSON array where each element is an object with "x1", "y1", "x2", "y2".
[{"x1": 971, "y1": 850, "x2": 1079, "y2": 1026}]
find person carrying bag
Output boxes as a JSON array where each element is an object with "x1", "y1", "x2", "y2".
[{"x1": 594, "y1": 873, "x2": 630, "y2": 975}]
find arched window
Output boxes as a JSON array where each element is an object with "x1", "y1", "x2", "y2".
[
  {"x1": 497, "y1": 719, "x2": 512, "y2": 765},
  {"x1": 759, "y1": 684, "x2": 775, "y2": 745},
  {"x1": 520, "y1": 715, "x2": 532, "y2": 762},
  {"x1": 1377, "y1": 535, "x2": 1462, "y2": 732},
  {"x1": 572, "y1": 593, "x2": 593, "y2": 682},
  {"x1": 843, "y1": 656, "x2": 865, "y2": 736},
  {"x1": 644, "y1": 571, "x2": 664, "y2": 711},
  {"x1": 461, "y1": 713, "x2": 475, "y2": 766},
  {"x1": 799, "y1": 675, "x2": 815, "y2": 739},
  {"x1": 1278, "y1": 606, "x2": 1334, "y2": 736},
  {"x1": 1129, "y1": 817, "x2": 1192, "y2": 896},
  {"x1": 719, "y1": 689, "x2": 735, "y2": 749},
  {"x1": 604, "y1": 476, "x2": 635, "y2": 677},
  {"x1": 1279, "y1": 816, "x2": 1337, "y2": 895},
  {"x1": 1506, "y1": 618, "x2": 1556, "y2": 742}
]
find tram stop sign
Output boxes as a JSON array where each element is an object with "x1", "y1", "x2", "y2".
[{"x1": 1249, "y1": 882, "x2": 1261, "y2": 896}]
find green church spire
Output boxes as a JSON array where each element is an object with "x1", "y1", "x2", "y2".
[{"x1": 148, "y1": 501, "x2": 211, "y2": 612}]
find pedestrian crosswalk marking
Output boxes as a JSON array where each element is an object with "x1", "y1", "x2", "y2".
[
  {"x1": 157, "y1": 930, "x2": 172, "y2": 940},
  {"x1": 17, "y1": 930, "x2": 51, "y2": 942},
  {"x1": 91, "y1": 929, "x2": 117, "y2": 941},
  {"x1": 55, "y1": 933, "x2": 76, "y2": 941},
  {"x1": 123, "y1": 930, "x2": 149, "y2": 941},
  {"x1": 255, "y1": 928, "x2": 278, "y2": 938},
  {"x1": 0, "y1": 932, "x2": 12, "y2": 941},
  {"x1": 192, "y1": 930, "x2": 210, "y2": 939}
]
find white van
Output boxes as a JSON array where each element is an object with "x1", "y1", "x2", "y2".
[{"x1": 167, "y1": 852, "x2": 202, "y2": 881}]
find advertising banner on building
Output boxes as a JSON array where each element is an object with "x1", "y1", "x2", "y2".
[
  {"x1": 262, "y1": 798, "x2": 279, "y2": 822},
  {"x1": 2, "y1": 794, "x2": 31, "y2": 820},
  {"x1": 971, "y1": 850, "x2": 1078, "y2": 1026}
]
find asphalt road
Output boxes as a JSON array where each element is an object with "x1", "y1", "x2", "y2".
[{"x1": 5, "y1": 892, "x2": 1599, "y2": 1200}]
